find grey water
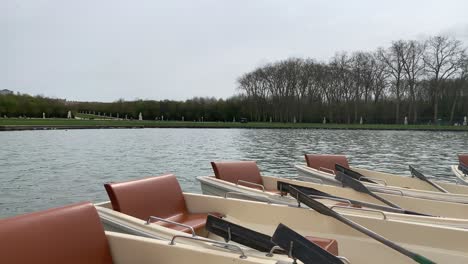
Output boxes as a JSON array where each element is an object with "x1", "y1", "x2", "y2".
[{"x1": 0, "y1": 128, "x2": 467, "y2": 218}]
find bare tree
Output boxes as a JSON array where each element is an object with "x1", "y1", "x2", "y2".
[
  {"x1": 423, "y1": 36, "x2": 466, "y2": 123},
  {"x1": 402, "y1": 40, "x2": 426, "y2": 123},
  {"x1": 330, "y1": 52, "x2": 354, "y2": 123},
  {"x1": 449, "y1": 56, "x2": 468, "y2": 123},
  {"x1": 379, "y1": 41, "x2": 405, "y2": 124}
]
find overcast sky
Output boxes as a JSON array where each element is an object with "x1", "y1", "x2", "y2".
[{"x1": 3, "y1": 0, "x2": 468, "y2": 102}]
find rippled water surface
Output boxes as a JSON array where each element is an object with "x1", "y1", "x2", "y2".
[{"x1": 1, "y1": 128, "x2": 467, "y2": 217}]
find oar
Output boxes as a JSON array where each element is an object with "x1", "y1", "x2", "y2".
[
  {"x1": 409, "y1": 165, "x2": 449, "y2": 193},
  {"x1": 335, "y1": 164, "x2": 377, "y2": 183},
  {"x1": 288, "y1": 186, "x2": 436, "y2": 264},
  {"x1": 206, "y1": 215, "x2": 344, "y2": 263},
  {"x1": 278, "y1": 181, "x2": 433, "y2": 216},
  {"x1": 335, "y1": 171, "x2": 402, "y2": 209},
  {"x1": 272, "y1": 223, "x2": 345, "y2": 264}
]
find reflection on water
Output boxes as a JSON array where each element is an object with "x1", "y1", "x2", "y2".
[{"x1": 0, "y1": 128, "x2": 467, "y2": 217}]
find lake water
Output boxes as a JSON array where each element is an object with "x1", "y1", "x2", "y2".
[{"x1": 0, "y1": 128, "x2": 467, "y2": 218}]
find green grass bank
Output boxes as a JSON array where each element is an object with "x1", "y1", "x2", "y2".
[{"x1": 1, "y1": 118, "x2": 468, "y2": 131}]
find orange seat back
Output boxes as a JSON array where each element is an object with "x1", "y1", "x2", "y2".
[
  {"x1": 104, "y1": 174, "x2": 188, "y2": 220},
  {"x1": 211, "y1": 161, "x2": 263, "y2": 186},
  {"x1": 0, "y1": 202, "x2": 113, "y2": 264},
  {"x1": 305, "y1": 236, "x2": 339, "y2": 256},
  {"x1": 459, "y1": 154, "x2": 468, "y2": 166},
  {"x1": 305, "y1": 154, "x2": 350, "y2": 173}
]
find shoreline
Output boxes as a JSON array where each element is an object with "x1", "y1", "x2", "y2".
[{"x1": 1, "y1": 119, "x2": 468, "y2": 131}]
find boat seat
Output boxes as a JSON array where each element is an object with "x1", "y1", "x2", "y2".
[
  {"x1": 0, "y1": 202, "x2": 113, "y2": 264},
  {"x1": 104, "y1": 174, "x2": 221, "y2": 235},
  {"x1": 459, "y1": 154, "x2": 468, "y2": 166},
  {"x1": 305, "y1": 236, "x2": 339, "y2": 256},
  {"x1": 305, "y1": 154, "x2": 350, "y2": 174},
  {"x1": 211, "y1": 161, "x2": 280, "y2": 193}
]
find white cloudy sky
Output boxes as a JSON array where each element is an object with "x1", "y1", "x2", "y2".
[{"x1": 2, "y1": 0, "x2": 468, "y2": 102}]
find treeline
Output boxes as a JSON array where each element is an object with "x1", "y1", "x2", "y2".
[
  {"x1": 0, "y1": 93, "x2": 245, "y2": 122},
  {"x1": 72, "y1": 97, "x2": 243, "y2": 121},
  {"x1": 238, "y1": 35, "x2": 468, "y2": 124},
  {"x1": 0, "y1": 94, "x2": 70, "y2": 118},
  {"x1": 1, "y1": 35, "x2": 467, "y2": 124}
]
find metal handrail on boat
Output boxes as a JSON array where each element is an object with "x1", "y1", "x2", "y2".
[
  {"x1": 265, "y1": 245, "x2": 283, "y2": 257},
  {"x1": 236, "y1": 180, "x2": 265, "y2": 192},
  {"x1": 307, "y1": 194, "x2": 352, "y2": 207},
  {"x1": 330, "y1": 205, "x2": 387, "y2": 220},
  {"x1": 371, "y1": 186, "x2": 405, "y2": 196},
  {"x1": 169, "y1": 235, "x2": 247, "y2": 259},
  {"x1": 224, "y1": 192, "x2": 272, "y2": 204},
  {"x1": 145, "y1": 216, "x2": 196, "y2": 237},
  {"x1": 319, "y1": 167, "x2": 335, "y2": 175},
  {"x1": 359, "y1": 176, "x2": 387, "y2": 186},
  {"x1": 289, "y1": 176, "x2": 324, "y2": 184}
]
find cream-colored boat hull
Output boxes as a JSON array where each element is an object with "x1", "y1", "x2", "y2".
[
  {"x1": 296, "y1": 164, "x2": 468, "y2": 203},
  {"x1": 107, "y1": 231, "x2": 277, "y2": 264},
  {"x1": 199, "y1": 175, "x2": 468, "y2": 228},
  {"x1": 452, "y1": 165, "x2": 468, "y2": 186},
  {"x1": 98, "y1": 194, "x2": 468, "y2": 264}
]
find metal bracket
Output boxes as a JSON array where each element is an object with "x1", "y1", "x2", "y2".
[
  {"x1": 224, "y1": 191, "x2": 272, "y2": 204},
  {"x1": 330, "y1": 205, "x2": 387, "y2": 220},
  {"x1": 145, "y1": 216, "x2": 196, "y2": 237},
  {"x1": 266, "y1": 245, "x2": 283, "y2": 257},
  {"x1": 169, "y1": 235, "x2": 247, "y2": 259},
  {"x1": 237, "y1": 180, "x2": 265, "y2": 192}
]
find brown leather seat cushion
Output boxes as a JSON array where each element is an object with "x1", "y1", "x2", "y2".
[
  {"x1": 305, "y1": 236, "x2": 339, "y2": 256},
  {"x1": 105, "y1": 174, "x2": 187, "y2": 220},
  {"x1": 459, "y1": 154, "x2": 468, "y2": 166},
  {"x1": 211, "y1": 161, "x2": 263, "y2": 186},
  {"x1": 104, "y1": 174, "x2": 219, "y2": 234},
  {"x1": 304, "y1": 154, "x2": 350, "y2": 174},
  {"x1": 0, "y1": 202, "x2": 113, "y2": 264},
  {"x1": 156, "y1": 212, "x2": 224, "y2": 233}
]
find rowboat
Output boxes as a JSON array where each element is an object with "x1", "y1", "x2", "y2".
[
  {"x1": 0, "y1": 202, "x2": 275, "y2": 264},
  {"x1": 295, "y1": 154, "x2": 468, "y2": 203},
  {"x1": 452, "y1": 154, "x2": 468, "y2": 185},
  {"x1": 98, "y1": 174, "x2": 299, "y2": 263},
  {"x1": 97, "y1": 173, "x2": 468, "y2": 263},
  {"x1": 198, "y1": 161, "x2": 468, "y2": 226}
]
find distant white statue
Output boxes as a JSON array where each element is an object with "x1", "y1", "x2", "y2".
[
  {"x1": 116, "y1": 113, "x2": 119, "y2": 119},
  {"x1": 464, "y1": 116, "x2": 467, "y2": 126},
  {"x1": 404, "y1": 116, "x2": 408, "y2": 125},
  {"x1": 109, "y1": 113, "x2": 112, "y2": 118},
  {"x1": 360, "y1": 116, "x2": 363, "y2": 125},
  {"x1": 293, "y1": 116, "x2": 296, "y2": 123},
  {"x1": 138, "y1": 112, "x2": 143, "y2": 121},
  {"x1": 323, "y1": 117, "x2": 326, "y2": 124},
  {"x1": 42, "y1": 112, "x2": 45, "y2": 119},
  {"x1": 269, "y1": 117, "x2": 272, "y2": 123},
  {"x1": 67, "y1": 111, "x2": 72, "y2": 119},
  {"x1": 182, "y1": 116, "x2": 184, "y2": 121},
  {"x1": 161, "y1": 115, "x2": 164, "y2": 121},
  {"x1": 125, "y1": 114, "x2": 128, "y2": 120}
]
